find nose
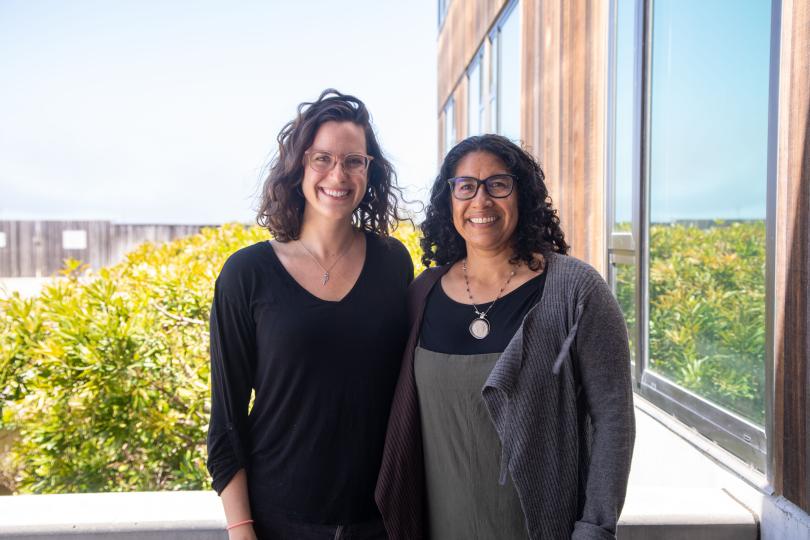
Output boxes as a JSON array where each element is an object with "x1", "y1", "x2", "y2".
[
  {"x1": 327, "y1": 159, "x2": 348, "y2": 183},
  {"x1": 470, "y1": 182, "x2": 493, "y2": 207}
]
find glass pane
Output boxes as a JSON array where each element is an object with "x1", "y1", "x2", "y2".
[
  {"x1": 610, "y1": 0, "x2": 637, "y2": 364},
  {"x1": 468, "y1": 61, "x2": 481, "y2": 136},
  {"x1": 647, "y1": 0, "x2": 770, "y2": 424},
  {"x1": 613, "y1": 261, "x2": 636, "y2": 364},
  {"x1": 614, "y1": 0, "x2": 635, "y2": 230},
  {"x1": 489, "y1": 35, "x2": 498, "y2": 133},
  {"x1": 499, "y1": 3, "x2": 521, "y2": 141},
  {"x1": 444, "y1": 99, "x2": 455, "y2": 155}
]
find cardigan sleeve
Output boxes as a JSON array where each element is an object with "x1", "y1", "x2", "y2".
[
  {"x1": 206, "y1": 264, "x2": 256, "y2": 495},
  {"x1": 571, "y1": 275, "x2": 635, "y2": 540}
]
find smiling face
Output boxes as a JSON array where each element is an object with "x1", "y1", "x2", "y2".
[
  {"x1": 450, "y1": 150, "x2": 519, "y2": 255},
  {"x1": 301, "y1": 120, "x2": 368, "y2": 224}
]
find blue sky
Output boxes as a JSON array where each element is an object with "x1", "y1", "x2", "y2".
[
  {"x1": 614, "y1": 0, "x2": 772, "y2": 224},
  {"x1": 0, "y1": 0, "x2": 437, "y2": 224}
]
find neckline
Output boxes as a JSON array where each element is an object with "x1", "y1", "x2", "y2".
[
  {"x1": 262, "y1": 231, "x2": 371, "y2": 304},
  {"x1": 438, "y1": 270, "x2": 545, "y2": 308}
]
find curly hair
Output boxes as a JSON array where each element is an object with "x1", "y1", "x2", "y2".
[
  {"x1": 420, "y1": 134, "x2": 569, "y2": 270},
  {"x1": 257, "y1": 88, "x2": 406, "y2": 241}
]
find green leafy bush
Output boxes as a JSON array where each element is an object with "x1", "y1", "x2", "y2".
[
  {"x1": 2, "y1": 219, "x2": 765, "y2": 493},
  {"x1": 616, "y1": 220, "x2": 766, "y2": 424},
  {"x1": 0, "y1": 223, "x2": 423, "y2": 493}
]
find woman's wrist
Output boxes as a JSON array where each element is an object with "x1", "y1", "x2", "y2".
[
  {"x1": 226, "y1": 518, "x2": 254, "y2": 531},
  {"x1": 227, "y1": 522, "x2": 257, "y2": 540}
]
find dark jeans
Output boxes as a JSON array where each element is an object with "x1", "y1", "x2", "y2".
[{"x1": 253, "y1": 510, "x2": 388, "y2": 540}]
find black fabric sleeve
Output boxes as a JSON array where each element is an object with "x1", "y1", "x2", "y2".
[{"x1": 206, "y1": 262, "x2": 256, "y2": 495}]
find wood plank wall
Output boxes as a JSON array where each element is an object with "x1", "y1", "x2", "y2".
[
  {"x1": 0, "y1": 221, "x2": 214, "y2": 278},
  {"x1": 437, "y1": 0, "x2": 608, "y2": 273},
  {"x1": 523, "y1": 0, "x2": 607, "y2": 271},
  {"x1": 773, "y1": 0, "x2": 810, "y2": 513}
]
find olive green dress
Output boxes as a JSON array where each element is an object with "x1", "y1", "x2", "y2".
[{"x1": 414, "y1": 345, "x2": 529, "y2": 540}]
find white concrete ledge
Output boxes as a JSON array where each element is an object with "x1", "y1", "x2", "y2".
[
  {"x1": 0, "y1": 491, "x2": 226, "y2": 539},
  {"x1": 0, "y1": 487, "x2": 759, "y2": 539},
  {"x1": 618, "y1": 487, "x2": 758, "y2": 539}
]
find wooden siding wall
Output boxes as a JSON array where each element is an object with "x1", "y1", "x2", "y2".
[
  {"x1": 773, "y1": 0, "x2": 810, "y2": 513},
  {"x1": 437, "y1": 0, "x2": 608, "y2": 272},
  {"x1": 523, "y1": 1, "x2": 607, "y2": 271},
  {"x1": 437, "y1": 0, "x2": 508, "y2": 115},
  {"x1": 0, "y1": 221, "x2": 213, "y2": 278}
]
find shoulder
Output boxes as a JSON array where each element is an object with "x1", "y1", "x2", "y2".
[
  {"x1": 215, "y1": 241, "x2": 273, "y2": 299},
  {"x1": 545, "y1": 251, "x2": 606, "y2": 290},
  {"x1": 218, "y1": 242, "x2": 271, "y2": 279},
  {"x1": 368, "y1": 233, "x2": 415, "y2": 284},
  {"x1": 543, "y1": 252, "x2": 618, "y2": 315},
  {"x1": 372, "y1": 233, "x2": 412, "y2": 263},
  {"x1": 409, "y1": 264, "x2": 449, "y2": 298}
]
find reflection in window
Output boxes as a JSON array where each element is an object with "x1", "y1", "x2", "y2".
[
  {"x1": 468, "y1": 53, "x2": 483, "y2": 137},
  {"x1": 489, "y1": 34, "x2": 498, "y2": 134},
  {"x1": 498, "y1": 2, "x2": 521, "y2": 141},
  {"x1": 610, "y1": 0, "x2": 637, "y2": 361},
  {"x1": 438, "y1": 0, "x2": 450, "y2": 28},
  {"x1": 647, "y1": 0, "x2": 771, "y2": 424},
  {"x1": 444, "y1": 98, "x2": 455, "y2": 156}
]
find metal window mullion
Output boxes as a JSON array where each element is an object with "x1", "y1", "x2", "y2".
[
  {"x1": 764, "y1": 0, "x2": 783, "y2": 487},
  {"x1": 636, "y1": 0, "x2": 653, "y2": 387},
  {"x1": 604, "y1": 0, "x2": 618, "y2": 276}
]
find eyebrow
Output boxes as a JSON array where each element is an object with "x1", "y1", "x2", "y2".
[{"x1": 308, "y1": 148, "x2": 368, "y2": 155}]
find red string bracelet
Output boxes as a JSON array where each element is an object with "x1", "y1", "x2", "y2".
[{"x1": 226, "y1": 519, "x2": 254, "y2": 530}]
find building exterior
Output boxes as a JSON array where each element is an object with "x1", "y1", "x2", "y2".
[{"x1": 437, "y1": 0, "x2": 809, "y2": 536}]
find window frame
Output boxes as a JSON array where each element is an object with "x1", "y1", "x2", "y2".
[
  {"x1": 467, "y1": 47, "x2": 484, "y2": 137},
  {"x1": 488, "y1": 0, "x2": 520, "y2": 137},
  {"x1": 605, "y1": 0, "x2": 782, "y2": 474},
  {"x1": 443, "y1": 96, "x2": 456, "y2": 157}
]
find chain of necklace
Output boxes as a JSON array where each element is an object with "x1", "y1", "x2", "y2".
[
  {"x1": 462, "y1": 259, "x2": 517, "y2": 339},
  {"x1": 298, "y1": 231, "x2": 355, "y2": 286}
]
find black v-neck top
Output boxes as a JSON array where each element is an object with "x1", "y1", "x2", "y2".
[
  {"x1": 420, "y1": 271, "x2": 546, "y2": 354},
  {"x1": 206, "y1": 232, "x2": 413, "y2": 525}
]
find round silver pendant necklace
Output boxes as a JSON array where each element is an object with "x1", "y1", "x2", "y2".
[{"x1": 462, "y1": 259, "x2": 517, "y2": 340}]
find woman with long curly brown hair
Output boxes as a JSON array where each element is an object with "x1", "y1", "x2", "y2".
[
  {"x1": 207, "y1": 89, "x2": 413, "y2": 540},
  {"x1": 376, "y1": 135, "x2": 635, "y2": 540}
]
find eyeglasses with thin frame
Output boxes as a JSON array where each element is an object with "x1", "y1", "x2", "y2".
[
  {"x1": 304, "y1": 150, "x2": 374, "y2": 176},
  {"x1": 447, "y1": 174, "x2": 517, "y2": 200}
]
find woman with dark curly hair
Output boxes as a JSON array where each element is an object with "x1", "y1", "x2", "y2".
[
  {"x1": 207, "y1": 89, "x2": 413, "y2": 540},
  {"x1": 376, "y1": 134, "x2": 635, "y2": 540}
]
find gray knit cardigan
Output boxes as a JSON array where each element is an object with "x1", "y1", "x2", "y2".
[{"x1": 375, "y1": 252, "x2": 635, "y2": 540}]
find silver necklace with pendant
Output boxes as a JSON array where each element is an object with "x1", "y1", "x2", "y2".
[
  {"x1": 298, "y1": 232, "x2": 355, "y2": 286},
  {"x1": 462, "y1": 259, "x2": 517, "y2": 340}
]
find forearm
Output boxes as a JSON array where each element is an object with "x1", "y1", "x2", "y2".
[{"x1": 220, "y1": 469, "x2": 257, "y2": 540}]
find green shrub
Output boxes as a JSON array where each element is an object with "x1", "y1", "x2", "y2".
[
  {"x1": 1, "y1": 219, "x2": 765, "y2": 492},
  {"x1": 617, "y1": 220, "x2": 766, "y2": 424},
  {"x1": 0, "y1": 223, "x2": 423, "y2": 493}
]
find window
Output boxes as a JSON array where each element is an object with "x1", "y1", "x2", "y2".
[
  {"x1": 444, "y1": 98, "x2": 455, "y2": 156},
  {"x1": 498, "y1": 1, "x2": 521, "y2": 141},
  {"x1": 488, "y1": 33, "x2": 498, "y2": 134},
  {"x1": 467, "y1": 50, "x2": 484, "y2": 137},
  {"x1": 608, "y1": 0, "x2": 776, "y2": 469},
  {"x1": 438, "y1": 0, "x2": 450, "y2": 29},
  {"x1": 488, "y1": 1, "x2": 521, "y2": 140},
  {"x1": 0, "y1": 232, "x2": 6, "y2": 249}
]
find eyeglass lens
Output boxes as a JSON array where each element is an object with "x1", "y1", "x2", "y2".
[
  {"x1": 451, "y1": 175, "x2": 514, "y2": 199},
  {"x1": 308, "y1": 152, "x2": 369, "y2": 174}
]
